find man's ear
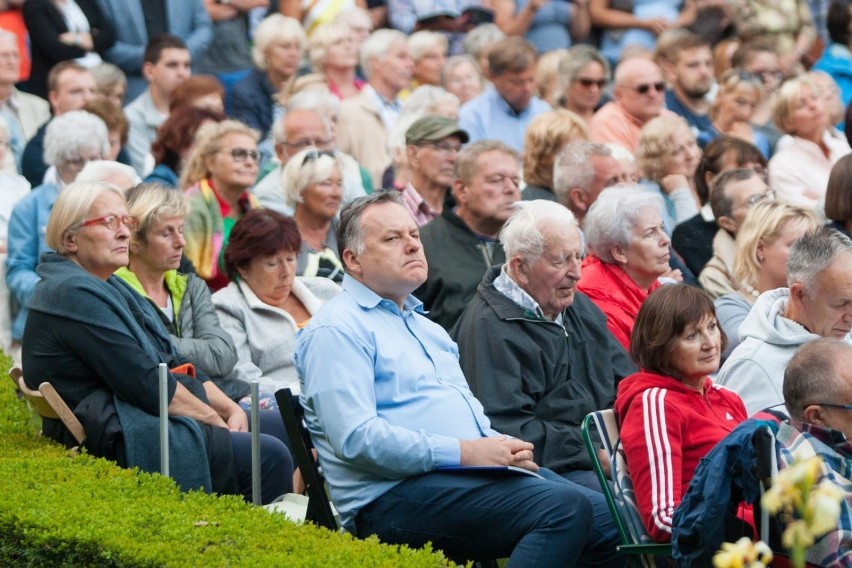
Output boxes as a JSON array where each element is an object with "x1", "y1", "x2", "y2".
[
  {"x1": 568, "y1": 187, "x2": 589, "y2": 212},
  {"x1": 659, "y1": 61, "x2": 677, "y2": 84},
  {"x1": 405, "y1": 145, "x2": 419, "y2": 169},
  {"x1": 717, "y1": 215, "x2": 738, "y2": 234},
  {"x1": 803, "y1": 404, "x2": 829, "y2": 427},
  {"x1": 142, "y1": 61, "x2": 155, "y2": 83},
  {"x1": 342, "y1": 248, "x2": 362, "y2": 277},
  {"x1": 508, "y1": 255, "x2": 528, "y2": 286},
  {"x1": 452, "y1": 179, "x2": 467, "y2": 205}
]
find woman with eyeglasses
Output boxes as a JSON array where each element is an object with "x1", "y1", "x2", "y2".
[
  {"x1": 769, "y1": 76, "x2": 852, "y2": 214},
  {"x1": 701, "y1": 70, "x2": 771, "y2": 158},
  {"x1": 715, "y1": 200, "x2": 818, "y2": 359},
  {"x1": 520, "y1": 109, "x2": 589, "y2": 201},
  {"x1": 180, "y1": 120, "x2": 261, "y2": 292},
  {"x1": 555, "y1": 45, "x2": 610, "y2": 125},
  {"x1": 213, "y1": 209, "x2": 339, "y2": 410},
  {"x1": 22, "y1": 181, "x2": 293, "y2": 503},
  {"x1": 635, "y1": 114, "x2": 702, "y2": 231},
  {"x1": 281, "y1": 147, "x2": 345, "y2": 282},
  {"x1": 7, "y1": 110, "x2": 108, "y2": 351}
]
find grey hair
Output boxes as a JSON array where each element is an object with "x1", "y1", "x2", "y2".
[
  {"x1": 408, "y1": 31, "x2": 448, "y2": 61},
  {"x1": 89, "y1": 62, "x2": 126, "y2": 90},
  {"x1": 338, "y1": 191, "x2": 404, "y2": 259},
  {"x1": 501, "y1": 200, "x2": 580, "y2": 261},
  {"x1": 46, "y1": 181, "x2": 124, "y2": 254},
  {"x1": 273, "y1": 107, "x2": 332, "y2": 145},
  {"x1": 280, "y1": 147, "x2": 342, "y2": 207},
  {"x1": 308, "y1": 21, "x2": 350, "y2": 73},
  {"x1": 552, "y1": 142, "x2": 613, "y2": 203},
  {"x1": 784, "y1": 338, "x2": 851, "y2": 420},
  {"x1": 583, "y1": 185, "x2": 665, "y2": 263},
  {"x1": 44, "y1": 111, "x2": 109, "y2": 167},
  {"x1": 251, "y1": 14, "x2": 306, "y2": 71},
  {"x1": 387, "y1": 85, "x2": 460, "y2": 153},
  {"x1": 360, "y1": 29, "x2": 407, "y2": 79},
  {"x1": 287, "y1": 85, "x2": 341, "y2": 119},
  {"x1": 462, "y1": 23, "x2": 505, "y2": 59},
  {"x1": 787, "y1": 227, "x2": 852, "y2": 292},
  {"x1": 556, "y1": 45, "x2": 610, "y2": 100},
  {"x1": 708, "y1": 168, "x2": 758, "y2": 219},
  {"x1": 441, "y1": 54, "x2": 483, "y2": 87},
  {"x1": 76, "y1": 160, "x2": 139, "y2": 187}
]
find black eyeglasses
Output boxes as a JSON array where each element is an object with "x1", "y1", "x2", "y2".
[
  {"x1": 632, "y1": 81, "x2": 666, "y2": 95},
  {"x1": 79, "y1": 215, "x2": 140, "y2": 231},
  {"x1": 575, "y1": 77, "x2": 607, "y2": 89},
  {"x1": 220, "y1": 148, "x2": 261, "y2": 163},
  {"x1": 808, "y1": 402, "x2": 852, "y2": 411},
  {"x1": 301, "y1": 148, "x2": 336, "y2": 165}
]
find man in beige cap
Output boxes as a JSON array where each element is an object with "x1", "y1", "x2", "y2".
[{"x1": 401, "y1": 115, "x2": 469, "y2": 227}]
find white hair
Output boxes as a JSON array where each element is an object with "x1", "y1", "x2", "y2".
[
  {"x1": 583, "y1": 185, "x2": 664, "y2": 263},
  {"x1": 552, "y1": 142, "x2": 612, "y2": 203},
  {"x1": 408, "y1": 31, "x2": 448, "y2": 61},
  {"x1": 501, "y1": 200, "x2": 579, "y2": 261},
  {"x1": 251, "y1": 14, "x2": 306, "y2": 71},
  {"x1": 76, "y1": 160, "x2": 140, "y2": 188},
  {"x1": 44, "y1": 111, "x2": 109, "y2": 167},
  {"x1": 387, "y1": 85, "x2": 460, "y2": 154},
  {"x1": 280, "y1": 148, "x2": 342, "y2": 207},
  {"x1": 360, "y1": 29, "x2": 407, "y2": 79}
]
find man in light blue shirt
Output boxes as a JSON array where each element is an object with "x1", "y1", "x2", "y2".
[
  {"x1": 295, "y1": 192, "x2": 621, "y2": 566},
  {"x1": 458, "y1": 36, "x2": 551, "y2": 153}
]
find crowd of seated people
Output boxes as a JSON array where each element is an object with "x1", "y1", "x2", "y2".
[{"x1": 3, "y1": 0, "x2": 852, "y2": 562}]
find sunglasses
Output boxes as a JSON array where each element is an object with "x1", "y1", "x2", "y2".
[
  {"x1": 301, "y1": 148, "x2": 336, "y2": 165},
  {"x1": 632, "y1": 81, "x2": 666, "y2": 95},
  {"x1": 79, "y1": 215, "x2": 140, "y2": 231},
  {"x1": 220, "y1": 148, "x2": 261, "y2": 163},
  {"x1": 575, "y1": 77, "x2": 607, "y2": 89}
]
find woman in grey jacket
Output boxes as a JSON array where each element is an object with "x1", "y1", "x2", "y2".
[{"x1": 115, "y1": 183, "x2": 244, "y2": 400}]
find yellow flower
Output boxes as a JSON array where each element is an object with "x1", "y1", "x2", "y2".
[
  {"x1": 783, "y1": 520, "x2": 815, "y2": 550},
  {"x1": 807, "y1": 480, "x2": 843, "y2": 537},
  {"x1": 713, "y1": 538, "x2": 773, "y2": 568}
]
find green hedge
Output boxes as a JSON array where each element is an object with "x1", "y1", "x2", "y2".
[{"x1": 0, "y1": 357, "x2": 452, "y2": 567}]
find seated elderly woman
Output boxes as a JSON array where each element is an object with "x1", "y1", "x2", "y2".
[
  {"x1": 114, "y1": 183, "x2": 243, "y2": 400},
  {"x1": 181, "y1": 120, "x2": 261, "y2": 292},
  {"x1": 636, "y1": 114, "x2": 703, "y2": 232},
  {"x1": 556, "y1": 45, "x2": 610, "y2": 126},
  {"x1": 715, "y1": 200, "x2": 818, "y2": 359},
  {"x1": 146, "y1": 106, "x2": 226, "y2": 188},
  {"x1": 826, "y1": 154, "x2": 852, "y2": 238},
  {"x1": 616, "y1": 284, "x2": 747, "y2": 542},
  {"x1": 407, "y1": 31, "x2": 448, "y2": 93},
  {"x1": 309, "y1": 21, "x2": 363, "y2": 100},
  {"x1": 231, "y1": 14, "x2": 306, "y2": 140},
  {"x1": 281, "y1": 148, "x2": 345, "y2": 282},
  {"x1": 22, "y1": 181, "x2": 293, "y2": 502},
  {"x1": 768, "y1": 76, "x2": 852, "y2": 213},
  {"x1": 701, "y1": 70, "x2": 771, "y2": 157},
  {"x1": 7, "y1": 110, "x2": 108, "y2": 347},
  {"x1": 578, "y1": 186, "x2": 677, "y2": 350},
  {"x1": 520, "y1": 109, "x2": 589, "y2": 202},
  {"x1": 212, "y1": 209, "x2": 339, "y2": 409},
  {"x1": 441, "y1": 55, "x2": 484, "y2": 106}
]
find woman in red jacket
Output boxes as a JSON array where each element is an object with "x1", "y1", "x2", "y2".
[{"x1": 615, "y1": 284, "x2": 747, "y2": 543}]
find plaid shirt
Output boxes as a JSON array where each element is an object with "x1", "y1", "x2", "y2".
[{"x1": 775, "y1": 420, "x2": 852, "y2": 567}]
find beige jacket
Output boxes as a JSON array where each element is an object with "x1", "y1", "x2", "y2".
[
  {"x1": 336, "y1": 87, "x2": 390, "y2": 189},
  {"x1": 699, "y1": 229, "x2": 739, "y2": 299}
]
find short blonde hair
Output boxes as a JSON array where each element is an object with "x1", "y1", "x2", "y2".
[
  {"x1": 773, "y1": 76, "x2": 819, "y2": 135},
  {"x1": 732, "y1": 200, "x2": 820, "y2": 290},
  {"x1": 408, "y1": 30, "x2": 448, "y2": 61},
  {"x1": 179, "y1": 120, "x2": 260, "y2": 190},
  {"x1": 252, "y1": 14, "x2": 306, "y2": 71},
  {"x1": 522, "y1": 109, "x2": 589, "y2": 189},
  {"x1": 125, "y1": 183, "x2": 188, "y2": 247},
  {"x1": 281, "y1": 148, "x2": 343, "y2": 207},
  {"x1": 635, "y1": 115, "x2": 693, "y2": 182},
  {"x1": 308, "y1": 21, "x2": 351, "y2": 74},
  {"x1": 534, "y1": 49, "x2": 568, "y2": 105},
  {"x1": 46, "y1": 182, "x2": 124, "y2": 254}
]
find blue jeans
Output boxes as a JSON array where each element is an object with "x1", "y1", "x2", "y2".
[{"x1": 354, "y1": 468, "x2": 623, "y2": 567}]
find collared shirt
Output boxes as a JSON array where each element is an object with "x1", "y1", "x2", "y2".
[
  {"x1": 493, "y1": 265, "x2": 563, "y2": 326},
  {"x1": 590, "y1": 101, "x2": 676, "y2": 152},
  {"x1": 399, "y1": 183, "x2": 440, "y2": 227},
  {"x1": 458, "y1": 85, "x2": 551, "y2": 152},
  {"x1": 124, "y1": 88, "x2": 167, "y2": 177},
  {"x1": 775, "y1": 420, "x2": 852, "y2": 566},
  {"x1": 295, "y1": 274, "x2": 500, "y2": 531},
  {"x1": 363, "y1": 84, "x2": 401, "y2": 132}
]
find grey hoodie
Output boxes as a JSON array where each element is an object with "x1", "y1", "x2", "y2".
[{"x1": 716, "y1": 288, "x2": 821, "y2": 416}]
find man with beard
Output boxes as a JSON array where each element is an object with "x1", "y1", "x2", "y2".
[{"x1": 657, "y1": 32, "x2": 715, "y2": 142}]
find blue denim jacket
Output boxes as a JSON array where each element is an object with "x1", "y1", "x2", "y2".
[{"x1": 6, "y1": 182, "x2": 58, "y2": 340}]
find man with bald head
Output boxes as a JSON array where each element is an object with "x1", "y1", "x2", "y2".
[
  {"x1": 589, "y1": 57, "x2": 673, "y2": 152},
  {"x1": 251, "y1": 107, "x2": 367, "y2": 214},
  {"x1": 774, "y1": 338, "x2": 852, "y2": 566}
]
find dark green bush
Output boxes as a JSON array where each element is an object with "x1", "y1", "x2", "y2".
[{"x1": 0, "y1": 358, "x2": 451, "y2": 567}]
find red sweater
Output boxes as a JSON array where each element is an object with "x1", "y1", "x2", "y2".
[
  {"x1": 577, "y1": 256, "x2": 660, "y2": 351},
  {"x1": 615, "y1": 371, "x2": 747, "y2": 542}
]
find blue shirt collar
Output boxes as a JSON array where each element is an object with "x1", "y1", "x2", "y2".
[
  {"x1": 342, "y1": 274, "x2": 425, "y2": 314},
  {"x1": 487, "y1": 84, "x2": 529, "y2": 117}
]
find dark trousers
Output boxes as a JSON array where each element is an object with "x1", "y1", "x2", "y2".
[
  {"x1": 355, "y1": 468, "x2": 624, "y2": 567},
  {"x1": 230, "y1": 429, "x2": 293, "y2": 504}
]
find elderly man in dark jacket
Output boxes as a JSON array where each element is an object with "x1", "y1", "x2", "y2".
[{"x1": 452, "y1": 200, "x2": 635, "y2": 489}]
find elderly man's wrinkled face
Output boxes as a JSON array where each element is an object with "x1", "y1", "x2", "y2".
[
  {"x1": 614, "y1": 59, "x2": 666, "y2": 124},
  {"x1": 512, "y1": 222, "x2": 583, "y2": 320},
  {"x1": 795, "y1": 252, "x2": 852, "y2": 339}
]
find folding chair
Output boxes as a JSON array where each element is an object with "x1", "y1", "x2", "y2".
[
  {"x1": 8, "y1": 367, "x2": 86, "y2": 447},
  {"x1": 582, "y1": 410, "x2": 673, "y2": 568},
  {"x1": 275, "y1": 387, "x2": 338, "y2": 530}
]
